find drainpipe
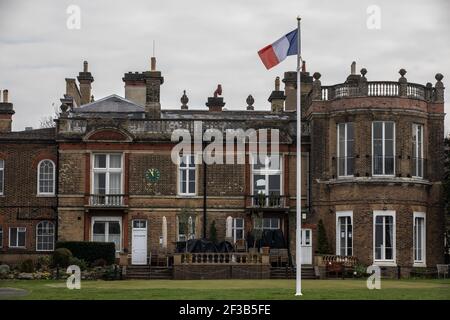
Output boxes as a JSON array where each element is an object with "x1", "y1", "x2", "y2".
[
  {"x1": 203, "y1": 159, "x2": 207, "y2": 239},
  {"x1": 55, "y1": 140, "x2": 60, "y2": 242}
]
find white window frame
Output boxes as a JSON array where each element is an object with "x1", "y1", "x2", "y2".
[
  {"x1": 177, "y1": 154, "x2": 197, "y2": 196},
  {"x1": 177, "y1": 215, "x2": 196, "y2": 241},
  {"x1": 413, "y1": 212, "x2": 426, "y2": 267},
  {"x1": 412, "y1": 124, "x2": 424, "y2": 178},
  {"x1": 336, "y1": 211, "x2": 353, "y2": 256},
  {"x1": 232, "y1": 218, "x2": 245, "y2": 242},
  {"x1": 337, "y1": 123, "x2": 354, "y2": 177},
  {"x1": 9, "y1": 227, "x2": 26, "y2": 248},
  {"x1": 0, "y1": 159, "x2": 4, "y2": 195},
  {"x1": 91, "y1": 153, "x2": 124, "y2": 198},
  {"x1": 372, "y1": 121, "x2": 395, "y2": 176},
  {"x1": 37, "y1": 159, "x2": 56, "y2": 196},
  {"x1": 250, "y1": 154, "x2": 283, "y2": 206},
  {"x1": 254, "y1": 217, "x2": 280, "y2": 230},
  {"x1": 90, "y1": 216, "x2": 122, "y2": 252},
  {"x1": 0, "y1": 226, "x2": 3, "y2": 248},
  {"x1": 373, "y1": 210, "x2": 396, "y2": 266},
  {"x1": 36, "y1": 221, "x2": 55, "y2": 252}
]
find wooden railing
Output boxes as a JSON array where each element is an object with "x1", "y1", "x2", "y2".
[{"x1": 176, "y1": 252, "x2": 267, "y2": 265}]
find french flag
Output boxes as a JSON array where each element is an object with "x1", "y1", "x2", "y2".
[{"x1": 258, "y1": 29, "x2": 299, "y2": 70}]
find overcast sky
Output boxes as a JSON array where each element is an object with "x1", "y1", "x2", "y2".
[{"x1": 0, "y1": 0, "x2": 449, "y2": 132}]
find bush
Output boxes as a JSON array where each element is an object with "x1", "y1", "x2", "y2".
[
  {"x1": 52, "y1": 248, "x2": 73, "y2": 268},
  {"x1": 20, "y1": 259, "x2": 35, "y2": 273},
  {"x1": 317, "y1": 219, "x2": 331, "y2": 254},
  {"x1": 55, "y1": 241, "x2": 115, "y2": 266},
  {"x1": 37, "y1": 256, "x2": 52, "y2": 270},
  {"x1": 69, "y1": 257, "x2": 88, "y2": 271},
  {"x1": 92, "y1": 258, "x2": 108, "y2": 267}
]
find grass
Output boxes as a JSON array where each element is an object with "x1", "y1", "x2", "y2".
[{"x1": 0, "y1": 278, "x2": 449, "y2": 300}]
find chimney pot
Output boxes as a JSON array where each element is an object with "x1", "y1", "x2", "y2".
[
  {"x1": 151, "y1": 57, "x2": 156, "y2": 71},
  {"x1": 83, "y1": 61, "x2": 88, "y2": 72},
  {"x1": 3, "y1": 89, "x2": 8, "y2": 103},
  {"x1": 351, "y1": 61, "x2": 356, "y2": 75},
  {"x1": 301, "y1": 60, "x2": 306, "y2": 72}
]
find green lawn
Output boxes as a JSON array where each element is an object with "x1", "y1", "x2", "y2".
[{"x1": 1, "y1": 279, "x2": 449, "y2": 300}]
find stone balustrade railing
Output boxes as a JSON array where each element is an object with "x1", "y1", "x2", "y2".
[
  {"x1": 173, "y1": 252, "x2": 269, "y2": 265},
  {"x1": 311, "y1": 69, "x2": 444, "y2": 104}
]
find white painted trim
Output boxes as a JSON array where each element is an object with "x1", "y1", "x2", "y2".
[
  {"x1": 8, "y1": 227, "x2": 26, "y2": 248},
  {"x1": 372, "y1": 121, "x2": 396, "y2": 177},
  {"x1": 335, "y1": 211, "x2": 353, "y2": 256},
  {"x1": 250, "y1": 153, "x2": 283, "y2": 198},
  {"x1": 177, "y1": 154, "x2": 197, "y2": 196},
  {"x1": 37, "y1": 159, "x2": 56, "y2": 196},
  {"x1": 0, "y1": 225, "x2": 3, "y2": 248},
  {"x1": 413, "y1": 211, "x2": 426, "y2": 267},
  {"x1": 0, "y1": 159, "x2": 4, "y2": 195},
  {"x1": 91, "y1": 153, "x2": 124, "y2": 196},
  {"x1": 412, "y1": 124, "x2": 424, "y2": 179},
  {"x1": 35, "y1": 221, "x2": 55, "y2": 252},
  {"x1": 373, "y1": 210, "x2": 396, "y2": 265},
  {"x1": 337, "y1": 123, "x2": 354, "y2": 178}
]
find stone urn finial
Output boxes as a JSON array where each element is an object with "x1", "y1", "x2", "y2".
[
  {"x1": 313, "y1": 72, "x2": 321, "y2": 81},
  {"x1": 246, "y1": 94, "x2": 255, "y2": 110},
  {"x1": 180, "y1": 90, "x2": 189, "y2": 110},
  {"x1": 360, "y1": 68, "x2": 367, "y2": 77},
  {"x1": 435, "y1": 73, "x2": 444, "y2": 82},
  {"x1": 399, "y1": 68, "x2": 407, "y2": 78}
]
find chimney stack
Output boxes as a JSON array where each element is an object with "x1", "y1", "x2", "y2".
[
  {"x1": 0, "y1": 89, "x2": 15, "y2": 133},
  {"x1": 268, "y1": 77, "x2": 285, "y2": 113},
  {"x1": 143, "y1": 57, "x2": 164, "y2": 118},
  {"x1": 206, "y1": 84, "x2": 225, "y2": 112},
  {"x1": 282, "y1": 60, "x2": 313, "y2": 111},
  {"x1": 77, "y1": 60, "x2": 94, "y2": 105}
]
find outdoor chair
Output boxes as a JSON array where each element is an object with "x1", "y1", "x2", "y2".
[{"x1": 437, "y1": 264, "x2": 449, "y2": 279}]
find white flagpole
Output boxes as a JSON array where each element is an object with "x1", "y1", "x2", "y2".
[{"x1": 295, "y1": 16, "x2": 303, "y2": 296}]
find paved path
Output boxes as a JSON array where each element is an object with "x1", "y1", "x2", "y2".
[{"x1": 0, "y1": 287, "x2": 29, "y2": 299}]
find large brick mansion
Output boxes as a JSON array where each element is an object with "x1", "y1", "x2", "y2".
[{"x1": 0, "y1": 58, "x2": 446, "y2": 277}]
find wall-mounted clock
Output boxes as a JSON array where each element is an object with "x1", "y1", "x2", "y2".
[{"x1": 145, "y1": 168, "x2": 161, "y2": 183}]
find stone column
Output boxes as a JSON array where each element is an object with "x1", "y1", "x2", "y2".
[{"x1": 434, "y1": 73, "x2": 444, "y2": 103}]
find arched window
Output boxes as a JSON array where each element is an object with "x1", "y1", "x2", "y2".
[
  {"x1": 38, "y1": 160, "x2": 55, "y2": 195},
  {"x1": 36, "y1": 221, "x2": 55, "y2": 251}
]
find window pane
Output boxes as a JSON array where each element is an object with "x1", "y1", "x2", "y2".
[
  {"x1": 109, "y1": 155, "x2": 122, "y2": 168},
  {"x1": 39, "y1": 160, "x2": 54, "y2": 193},
  {"x1": 0, "y1": 159, "x2": 3, "y2": 169},
  {"x1": 347, "y1": 123, "x2": 354, "y2": 140},
  {"x1": 373, "y1": 122, "x2": 382, "y2": 139},
  {"x1": 0, "y1": 170, "x2": 3, "y2": 194},
  {"x1": 109, "y1": 173, "x2": 121, "y2": 194},
  {"x1": 94, "y1": 173, "x2": 106, "y2": 194},
  {"x1": 18, "y1": 229, "x2": 26, "y2": 247},
  {"x1": 10, "y1": 228, "x2": 17, "y2": 246},
  {"x1": 235, "y1": 218, "x2": 243, "y2": 228},
  {"x1": 385, "y1": 122, "x2": 394, "y2": 139},
  {"x1": 93, "y1": 221, "x2": 106, "y2": 242},
  {"x1": 94, "y1": 155, "x2": 106, "y2": 168},
  {"x1": 253, "y1": 175, "x2": 266, "y2": 195},
  {"x1": 268, "y1": 175, "x2": 281, "y2": 194}
]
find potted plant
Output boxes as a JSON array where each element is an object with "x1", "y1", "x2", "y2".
[{"x1": 119, "y1": 248, "x2": 129, "y2": 266}]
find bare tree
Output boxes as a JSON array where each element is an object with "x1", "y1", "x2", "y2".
[{"x1": 39, "y1": 103, "x2": 59, "y2": 128}]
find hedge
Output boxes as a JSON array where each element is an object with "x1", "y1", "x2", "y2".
[{"x1": 55, "y1": 241, "x2": 116, "y2": 265}]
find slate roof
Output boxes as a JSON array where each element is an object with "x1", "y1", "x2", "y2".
[
  {"x1": 0, "y1": 127, "x2": 56, "y2": 141},
  {"x1": 73, "y1": 94, "x2": 145, "y2": 114}
]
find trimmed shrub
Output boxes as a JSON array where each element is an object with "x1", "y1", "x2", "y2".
[
  {"x1": 37, "y1": 256, "x2": 52, "y2": 270},
  {"x1": 52, "y1": 248, "x2": 73, "y2": 268},
  {"x1": 55, "y1": 241, "x2": 116, "y2": 266},
  {"x1": 317, "y1": 219, "x2": 331, "y2": 254},
  {"x1": 20, "y1": 259, "x2": 35, "y2": 273},
  {"x1": 92, "y1": 258, "x2": 108, "y2": 267},
  {"x1": 69, "y1": 257, "x2": 88, "y2": 271}
]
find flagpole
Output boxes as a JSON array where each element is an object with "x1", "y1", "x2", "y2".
[{"x1": 295, "y1": 16, "x2": 303, "y2": 296}]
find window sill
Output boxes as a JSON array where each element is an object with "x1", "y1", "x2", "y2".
[
  {"x1": 8, "y1": 247, "x2": 27, "y2": 250},
  {"x1": 373, "y1": 261, "x2": 397, "y2": 267},
  {"x1": 37, "y1": 194, "x2": 56, "y2": 198},
  {"x1": 413, "y1": 262, "x2": 427, "y2": 268}
]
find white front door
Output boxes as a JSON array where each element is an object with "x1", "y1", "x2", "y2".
[
  {"x1": 301, "y1": 228, "x2": 312, "y2": 265},
  {"x1": 132, "y1": 220, "x2": 148, "y2": 265}
]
